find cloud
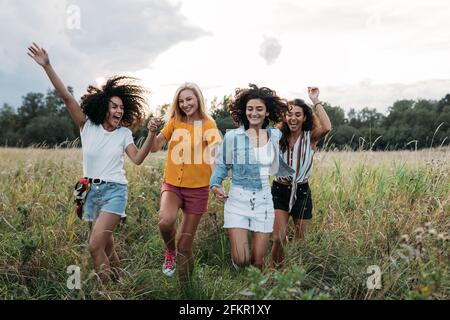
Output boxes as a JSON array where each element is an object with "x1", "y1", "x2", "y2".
[
  {"x1": 2, "y1": 0, "x2": 450, "y2": 112},
  {"x1": 259, "y1": 37, "x2": 282, "y2": 65},
  {"x1": 288, "y1": 79, "x2": 450, "y2": 114},
  {"x1": 0, "y1": 0, "x2": 209, "y2": 107},
  {"x1": 67, "y1": 0, "x2": 210, "y2": 72}
]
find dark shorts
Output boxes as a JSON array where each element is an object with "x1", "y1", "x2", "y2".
[{"x1": 271, "y1": 180, "x2": 313, "y2": 220}]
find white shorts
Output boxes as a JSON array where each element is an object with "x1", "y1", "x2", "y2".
[{"x1": 223, "y1": 185, "x2": 275, "y2": 233}]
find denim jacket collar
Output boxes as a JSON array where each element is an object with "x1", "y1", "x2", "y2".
[
  {"x1": 209, "y1": 126, "x2": 294, "y2": 191},
  {"x1": 236, "y1": 125, "x2": 246, "y2": 134}
]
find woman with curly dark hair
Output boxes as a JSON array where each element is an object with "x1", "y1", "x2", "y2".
[
  {"x1": 271, "y1": 87, "x2": 332, "y2": 267},
  {"x1": 27, "y1": 43, "x2": 158, "y2": 283},
  {"x1": 210, "y1": 84, "x2": 294, "y2": 270}
]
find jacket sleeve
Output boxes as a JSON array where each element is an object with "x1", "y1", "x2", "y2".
[
  {"x1": 209, "y1": 130, "x2": 233, "y2": 189},
  {"x1": 270, "y1": 128, "x2": 295, "y2": 178}
]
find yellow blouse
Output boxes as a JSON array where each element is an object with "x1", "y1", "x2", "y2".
[{"x1": 161, "y1": 116, "x2": 222, "y2": 188}]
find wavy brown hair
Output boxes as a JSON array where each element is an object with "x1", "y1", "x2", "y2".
[
  {"x1": 80, "y1": 76, "x2": 148, "y2": 130},
  {"x1": 279, "y1": 99, "x2": 318, "y2": 153},
  {"x1": 228, "y1": 83, "x2": 287, "y2": 130}
]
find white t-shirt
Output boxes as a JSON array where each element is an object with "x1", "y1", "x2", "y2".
[{"x1": 80, "y1": 119, "x2": 134, "y2": 184}]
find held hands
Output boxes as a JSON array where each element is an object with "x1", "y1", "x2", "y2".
[
  {"x1": 27, "y1": 43, "x2": 50, "y2": 67},
  {"x1": 211, "y1": 185, "x2": 228, "y2": 203},
  {"x1": 308, "y1": 87, "x2": 320, "y2": 104},
  {"x1": 148, "y1": 116, "x2": 163, "y2": 133}
]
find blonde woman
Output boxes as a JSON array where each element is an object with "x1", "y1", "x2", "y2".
[{"x1": 148, "y1": 83, "x2": 221, "y2": 285}]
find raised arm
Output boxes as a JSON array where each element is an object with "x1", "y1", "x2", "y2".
[
  {"x1": 308, "y1": 87, "x2": 332, "y2": 143},
  {"x1": 27, "y1": 43, "x2": 85, "y2": 128}
]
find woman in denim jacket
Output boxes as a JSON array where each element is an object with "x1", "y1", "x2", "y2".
[{"x1": 210, "y1": 84, "x2": 294, "y2": 270}]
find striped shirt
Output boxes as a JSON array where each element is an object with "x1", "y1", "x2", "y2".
[
  {"x1": 279, "y1": 131, "x2": 314, "y2": 184},
  {"x1": 276, "y1": 131, "x2": 315, "y2": 211}
]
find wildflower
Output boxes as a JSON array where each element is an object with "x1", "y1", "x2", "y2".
[
  {"x1": 287, "y1": 288, "x2": 297, "y2": 295},
  {"x1": 424, "y1": 222, "x2": 432, "y2": 229},
  {"x1": 414, "y1": 227, "x2": 425, "y2": 235},
  {"x1": 420, "y1": 286, "x2": 430, "y2": 296},
  {"x1": 427, "y1": 228, "x2": 437, "y2": 236},
  {"x1": 437, "y1": 233, "x2": 449, "y2": 242},
  {"x1": 413, "y1": 249, "x2": 422, "y2": 258},
  {"x1": 137, "y1": 193, "x2": 146, "y2": 201},
  {"x1": 400, "y1": 234, "x2": 410, "y2": 243}
]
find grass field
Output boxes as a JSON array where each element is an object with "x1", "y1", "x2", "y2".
[{"x1": 0, "y1": 147, "x2": 448, "y2": 300}]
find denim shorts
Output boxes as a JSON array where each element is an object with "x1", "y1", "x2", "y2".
[{"x1": 83, "y1": 182, "x2": 128, "y2": 222}]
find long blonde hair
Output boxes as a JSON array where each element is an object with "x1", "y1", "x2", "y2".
[{"x1": 165, "y1": 82, "x2": 212, "y2": 122}]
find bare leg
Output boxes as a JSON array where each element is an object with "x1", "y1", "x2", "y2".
[
  {"x1": 88, "y1": 212, "x2": 121, "y2": 283},
  {"x1": 227, "y1": 228, "x2": 250, "y2": 268},
  {"x1": 271, "y1": 209, "x2": 290, "y2": 267},
  {"x1": 293, "y1": 219, "x2": 309, "y2": 240},
  {"x1": 105, "y1": 234, "x2": 122, "y2": 279},
  {"x1": 251, "y1": 232, "x2": 271, "y2": 270},
  {"x1": 158, "y1": 191, "x2": 182, "y2": 251},
  {"x1": 177, "y1": 213, "x2": 203, "y2": 286}
]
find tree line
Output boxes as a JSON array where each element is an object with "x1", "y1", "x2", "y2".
[{"x1": 1, "y1": 88, "x2": 449, "y2": 150}]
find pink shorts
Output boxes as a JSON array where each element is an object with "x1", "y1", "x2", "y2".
[{"x1": 161, "y1": 182, "x2": 210, "y2": 214}]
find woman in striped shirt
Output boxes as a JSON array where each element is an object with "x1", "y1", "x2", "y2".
[{"x1": 271, "y1": 87, "x2": 332, "y2": 266}]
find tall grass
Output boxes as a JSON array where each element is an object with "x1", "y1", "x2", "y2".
[{"x1": 0, "y1": 147, "x2": 448, "y2": 299}]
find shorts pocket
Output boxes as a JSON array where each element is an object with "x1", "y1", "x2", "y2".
[{"x1": 271, "y1": 183, "x2": 285, "y2": 197}]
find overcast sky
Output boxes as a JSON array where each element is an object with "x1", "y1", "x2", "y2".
[{"x1": 1, "y1": 0, "x2": 450, "y2": 114}]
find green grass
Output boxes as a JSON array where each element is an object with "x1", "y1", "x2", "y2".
[{"x1": 0, "y1": 147, "x2": 448, "y2": 300}]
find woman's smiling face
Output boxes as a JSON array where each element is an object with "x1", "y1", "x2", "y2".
[
  {"x1": 285, "y1": 104, "x2": 305, "y2": 133},
  {"x1": 178, "y1": 89, "x2": 199, "y2": 118},
  {"x1": 104, "y1": 96, "x2": 124, "y2": 129},
  {"x1": 246, "y1": 98, "x2": 268, "y2": 128}
]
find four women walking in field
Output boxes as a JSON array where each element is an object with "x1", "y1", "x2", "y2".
[{"x1": 28, "y1": 42, "x2": 332, "y2": 284}]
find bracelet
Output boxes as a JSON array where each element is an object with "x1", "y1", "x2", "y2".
[{"x1": 314, "y1": 102, "x2": 322, "y2": 108}]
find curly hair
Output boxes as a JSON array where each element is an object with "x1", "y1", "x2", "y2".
[
  {"x1": 279, "y1": 99, "x2": 317, "y2": 153},
  {"x1": 228, "y1": 84, "x2": 287, "y2": 130},
  {"x1": 80, "y1": 76, "x2": 148, "y2": 130}
]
